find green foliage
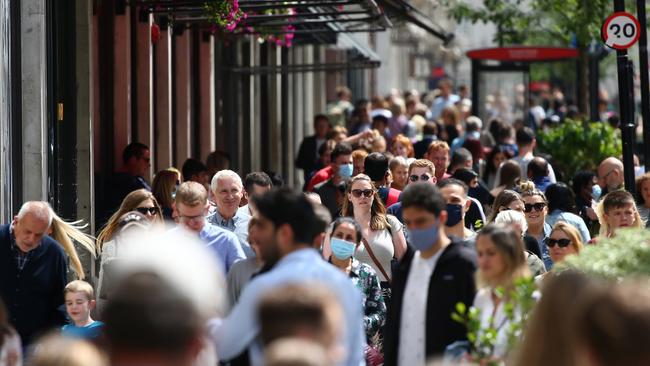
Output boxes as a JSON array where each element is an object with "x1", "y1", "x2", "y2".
[
  {"x1": 452, "y1": 277, "x2": 537, "y2": 364},
  {"x1": 558, "y1": 228, "x2": 650, "y2": 279},
  {"x1": 536, "y1": 119, "x2": 622, "y2": 181},
  {"x1": 440, "y1": 0, "x2": 636, "y2": 47}
]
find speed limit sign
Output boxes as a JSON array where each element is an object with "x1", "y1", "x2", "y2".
[{"x1": 602, "y1": 12, "x2": 641, "y2": 50}]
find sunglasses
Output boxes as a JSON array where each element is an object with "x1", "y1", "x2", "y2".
[
  {"x1": 524, "y1": 202, "x2": 546, "y2": 213},
  {"x1": 545, "y1": 238, "x2": 572, "y2": 248},
  {"x1": 135, "y1": 207, "x2": 158, "y2": 215},
  {"x1": 351, "y1": 189, "x2": 374, "y2": 198},
  {"x1": 409, "y1": 174, "x2": 432, "y2": 182}
]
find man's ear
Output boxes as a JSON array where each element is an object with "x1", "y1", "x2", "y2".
[
  {"x1": 464, "y1": 198, "x2": 472, "y2": 213},
  {"x1": 89, "y1": 299, "x2": 96, "y2": 310}
]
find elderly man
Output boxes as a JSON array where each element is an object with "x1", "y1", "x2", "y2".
[
  {"x1": 174, "y1": 182, "x2": 245, "y2": 273},
  {"x1": 208, "y1": 170, "x2": 254, "y2": 257},
  {"x1": 598, "y1": 157, "x2": 625, "y2": 196},
  {"x1": 0, "y1": 201, "x2": 68, "y2": 346}
]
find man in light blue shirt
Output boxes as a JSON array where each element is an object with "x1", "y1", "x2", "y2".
[
  {"x1": 209, "y1": 188, "x2": 366, "y2": 366},
  {"x1": 174, "y1": 181, "x2": 245, "y2": 273},
  {"x1": 430, "y1": 78, "x2": 460, "y2": 120},
  {"x1": 208, "y1": 170, "x2": 255, "y2": 257}
]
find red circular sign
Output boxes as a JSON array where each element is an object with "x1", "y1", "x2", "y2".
[{"x1": 601, "y1": 12, "x2": 641, "y2": 50}]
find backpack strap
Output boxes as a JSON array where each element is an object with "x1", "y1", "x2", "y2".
[
  {"x1": 386, "y1": 188, "x2": 400, "y2": 207},
  {"x1": 362, "y1": 237, "x2": 391, "y2": 284}
]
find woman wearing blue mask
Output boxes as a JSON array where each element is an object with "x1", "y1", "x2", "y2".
[
  {"x1": 323, "y1": 174, "x2": 407, "y2": 300},
  {"x1": 328, "y1": 217, "x2": 386, "y2": 348}
]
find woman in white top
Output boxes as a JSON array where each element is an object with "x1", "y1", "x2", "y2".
[
  {"x1": 474, "y1": 223, "x2": 531, "y2": 359},
  {"x1": 323, "y1": 174, "x2": 407, "y2": 287}
]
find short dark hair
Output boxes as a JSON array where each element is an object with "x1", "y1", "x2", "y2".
[
  {"x1": 103, "y1": 272, "x2": 202, "y2": 355},
  {"x1": 313, "y1": 114, "x2": 331, "y2": 127},
  {"x1": 312, "y1": 204, "x2": 333, "y2": 242},
  {"x1": 244, "y1": 172, "x2": 272, "y2": 193},
  {"x1": 450, "y1": 148, "x2": 472, "y2": 170},
  {"x1": 438, "y1": 178, "x2": 468, "y2": 194},
  {"x1": 123, "y1": 142, "x2": 149, "y2": 164},
  {"x1": 182, "y1": 158, "x2": 208, "y2": 181},
  {"x1": 423, "y1": 122, "x2": 438, "y2": 136},
  {"x1": 527, "y1": 157, "x2": 549, "y2": 178},
  {"x1": 545, "y1": 183, "x2": 577, "y2": 213},
  {"x1": 330, "y1": 217, "x2": 362, "y2": 244},
  {"x1": 330, "y1": 143, "x2": 353, "y2": 163},
  {"x1": 254, "y1": 188, "x2": 318, "y2": 245},
  {"x1": 572, "y1": 171, "x2": 596, "y2": 197},
  {"x1": 401, "y1": 182, "x2": 446, "y2": 217},
  {"x1": 364, "y1": 152, "x2": 389, "y2": 182},
  {"x1": 516, "y1": 127, "x2": 536, "y2": 146},
  {"x1": 264, "y1": 170, "x2": 285, "y2": 187},
  {"x1": 602, "y1": 190, "x2": 636, "y2": 213}
]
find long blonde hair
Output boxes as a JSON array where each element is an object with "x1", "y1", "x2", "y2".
[
  {"x1": 476, "y1": 223, "x2": 530, "y2": 290},
  {"x1": 97, "y1": 189, "x2": 163, "y2": 250},
  {"x1": 341, "y1": 174, "x2": 388, "y2": 231},
  {"x1": 49, "y1": 211, "x2": 96, "y2": 280}
]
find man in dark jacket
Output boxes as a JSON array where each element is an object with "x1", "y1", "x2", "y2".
[
  {"x1": 295, "y1": 114, "x2": 332, "y2": 187},
  {"x1": 384, "y1": 183, "x2": 477, "y2": 365},
  {"x1": 0, "y1": 201, "x2": 68, "y2": 346}
]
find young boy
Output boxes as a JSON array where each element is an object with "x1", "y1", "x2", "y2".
[{"x1": 61, "y1": 280, "x2": 103, "y2": 340}]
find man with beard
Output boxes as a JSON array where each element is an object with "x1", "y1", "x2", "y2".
[{"x1": 209, "y1": 188, "x2": 365, "y2": 366}]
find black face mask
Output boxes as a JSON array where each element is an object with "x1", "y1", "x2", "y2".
[{"x1": 445, "y1": 203, "x2": 463, "y2": 227}]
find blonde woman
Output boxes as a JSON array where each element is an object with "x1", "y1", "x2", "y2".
[
  {"x1": 48, "y1": 211, "x2": 96, "y2": 281},
  {"x1": 545, "y1": 222, "x2": 583, "y2": 265},
  {"x1": 474, "y1": 223, "x2": 532, "y2": 358}
]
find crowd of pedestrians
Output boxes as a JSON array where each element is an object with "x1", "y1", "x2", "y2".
[{"x1": 2, "y1": 80, "x2": 650, "y2": 366}]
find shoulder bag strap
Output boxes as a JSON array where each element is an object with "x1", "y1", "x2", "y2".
[{"x1": 361, "y1": 237, "x2": 391, "y2": 284}]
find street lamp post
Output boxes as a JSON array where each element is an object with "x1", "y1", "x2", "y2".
[
  {"x1": 613, "y1": 0, "x2": 637, "y2": 195},
  {"x1": 637, "y1": 0, "x2": 650, "y2": 172}
]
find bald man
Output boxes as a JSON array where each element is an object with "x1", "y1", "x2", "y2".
[
  {"x1": 597, "y1": 157, "x2": 625, "y2": 196},
  {"x1": 0, "y1": 201, "x2": 68, "y2": 346}
]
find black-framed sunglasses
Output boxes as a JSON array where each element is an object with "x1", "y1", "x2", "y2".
[
  {"x1": 409, "y1": 174, "x2": 432, "y2": 182},
  {"x1": 135, "y1": 207, "x2": 158, "y2": 215},
  {"x1": 545, "y1": 238, "x2": 572, "y2": 248},
  {"x1": 351, "y1": 189, "x2": 374, "y2": 198},
  {"x1": 524, "y1": 202, "x2": 546, "y2": 213}
]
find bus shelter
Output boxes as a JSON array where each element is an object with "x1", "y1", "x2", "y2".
[{"x1": 467, "y1": 46, "x2": 579, "y2": 124}]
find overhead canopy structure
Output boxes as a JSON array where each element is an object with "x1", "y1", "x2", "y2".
[
  {"x1": 376, "y1": 0, "x2": 454, "y2": 44},
  {"x1": 137, "y1": 0, "x2": 391, "y2": 35}
]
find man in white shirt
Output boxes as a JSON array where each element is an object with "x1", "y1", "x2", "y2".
[
  {"x1": 430, "y1": 79, "x2": 460, "y2": 120},
  {"x1": 383, "y1": 183, "x2": 477, "y2": 365}
]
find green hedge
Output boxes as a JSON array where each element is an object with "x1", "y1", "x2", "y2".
[{"x1": 536, "y1": 120, "x2": 622, "y2": 180}]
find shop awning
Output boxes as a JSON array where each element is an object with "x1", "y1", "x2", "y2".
[
  {"x1": 376, "y1": 0, "x2": 454, "y2": 44},
  {"x1": 138, "y1": 0, "x2": 391, "y2": 36}
]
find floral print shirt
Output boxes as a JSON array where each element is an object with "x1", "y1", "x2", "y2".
[{"x1": 349, "y1": 258, "x2": 386, "y2": 340}]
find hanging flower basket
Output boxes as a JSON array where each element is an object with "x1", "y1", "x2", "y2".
[
  {"x1": 204, "y1": 0, "x2": 247, "y2": 32},
  {"x1": 246, "y1": 8, "x2": 296, "y2": 47}
]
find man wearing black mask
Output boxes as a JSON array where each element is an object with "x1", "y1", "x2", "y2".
[{"x1": 438, "y1": 179, "x2": 476, "y2": 249}]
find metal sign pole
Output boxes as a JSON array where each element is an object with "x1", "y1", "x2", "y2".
[
  {"x1": 637, "y1": 0, "x2": 650, "y2": 172},
  {"x1": 612, "y1": 0, "x2": 637, "y2": 194}
]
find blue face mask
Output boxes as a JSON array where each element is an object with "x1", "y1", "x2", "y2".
[
  {"x1": 330, "y1": 237, "x2": 357, "y2": 260},
  {"x1": 338, "y1": 163, "x2": 353, "y2": 179},
  {"x1": 445, "y1": 203, "x2": 463, "y2": 227},
  {"x1": 406, "y1": 222, "x2": 440, "y2": 252},
  {"x1": 592, "y1": 184, "x2": 602, "y2": 201}
]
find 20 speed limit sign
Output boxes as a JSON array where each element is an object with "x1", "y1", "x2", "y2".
[{"x1": 601, "y1": 12, "x2": 641, "y2": 50}]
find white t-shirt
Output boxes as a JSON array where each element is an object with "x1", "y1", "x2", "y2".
[{"x1": 398, "y1": 249, "x2": 443, "y2": 366}]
